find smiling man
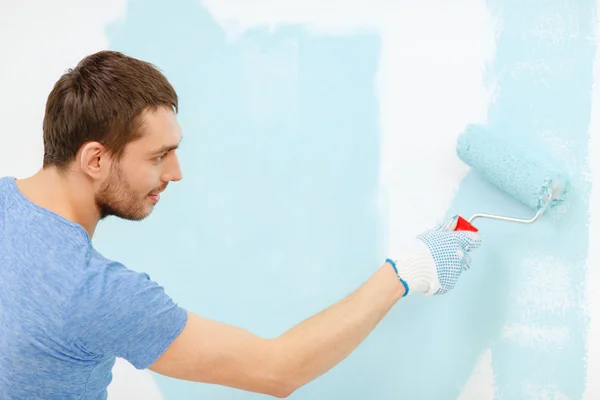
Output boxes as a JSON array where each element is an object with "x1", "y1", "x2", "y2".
[{"x1": 0, "y1": 50, "x2": 482, "y2": 399}]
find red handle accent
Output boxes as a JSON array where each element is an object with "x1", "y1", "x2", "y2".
[{"x1": 455, "y1": 215, "x2": 478, "y2": 232}]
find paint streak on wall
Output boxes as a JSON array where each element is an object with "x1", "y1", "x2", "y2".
[{"x1": 443, "y1": 0, "x2": 597, "y2": 399}]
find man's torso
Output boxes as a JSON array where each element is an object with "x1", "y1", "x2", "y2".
[{"x1": 0, "y1": 176, "x2": 188, "y2": 399}]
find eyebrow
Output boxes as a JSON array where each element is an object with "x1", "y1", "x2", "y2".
[
  {"x1": 149, "y1": 137, "x2": 183, "y2": 156},
  {"x1": 150, "y1": 144, "x2": 179, "y2": 155}
]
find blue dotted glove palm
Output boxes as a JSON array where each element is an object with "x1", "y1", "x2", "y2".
[{"x1": 388, "y1": 214, "x2": 482, "y2": 296}]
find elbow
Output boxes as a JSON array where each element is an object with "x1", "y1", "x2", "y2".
[
  {"x1": 252, "y1": 375, "x2": 296, "y2": 398},
  {"x1": 265, "y1": 368, "x2": 299, "y2": 398},
  {"x1": 264, "y1": 343, "x2": 301, "y2": 398},
  {"x1": 270, "y1": 385, "x2": 296, "y2": 398},
  {"x1": 268, "y1": 378, "x2": 299, "y2": 398}
]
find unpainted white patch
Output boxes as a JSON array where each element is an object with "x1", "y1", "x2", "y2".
[
  {"x1": 457, "y1": 348, "x2": 496, "y2": 400},
  {"x1": 0, "y1": 0, "x2": 128, "y2": 179},
  {"x1": 377, "y1": 1, "x2": 497, "y2": 253},
  {"x1": 582, "y1": 2, "x2": 600, "y2": 399},
  {"x1": 107, "y1": 358, "x2": 164, "y2": 400},
  {"x1": 201, "y1": 0, "x2": 382, "y2": 38}
]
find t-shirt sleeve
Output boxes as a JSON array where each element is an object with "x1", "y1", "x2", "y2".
[{"x1": 69, "y1": 261, "x2": 188, "y2": 370}]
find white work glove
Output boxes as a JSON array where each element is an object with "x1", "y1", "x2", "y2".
[{"x1": 387, "y1": 214, "x2": 482, "y2": 296}]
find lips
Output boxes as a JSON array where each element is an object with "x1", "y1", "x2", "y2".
[
  {"x1": 148, "y1": 185, "x2": 167, "y2": 203},
  {"x1": 149, "y1": 193, "x2": 160, "y2": 203}
]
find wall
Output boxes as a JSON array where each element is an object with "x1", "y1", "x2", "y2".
[{"x1": 1, "y1": 1, "x2": 599, "y2": 399}]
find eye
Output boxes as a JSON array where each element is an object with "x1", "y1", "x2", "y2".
[{"x1": 155, "y1": 153, "x2": 166, "y2": 162}]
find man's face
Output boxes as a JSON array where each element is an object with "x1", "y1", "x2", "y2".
[{"x1": 95, "y1": 106, "x2": 183, "y2": 221}]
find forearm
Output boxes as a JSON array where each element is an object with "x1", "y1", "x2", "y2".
[{"x1": 270, "y1": 261, "x2": 404, "y2": 390}]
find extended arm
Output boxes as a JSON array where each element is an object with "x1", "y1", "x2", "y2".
[
  {"x1": 149, "y1": 262, "x2": 403, "y2": 398},
  {"x1": 148, "y1": 215, "x2": 481, "y2": 397}
]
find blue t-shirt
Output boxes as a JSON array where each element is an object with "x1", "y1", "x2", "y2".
[{"x1": 0, "y1": 176, "x2": 188, "y2": 399}]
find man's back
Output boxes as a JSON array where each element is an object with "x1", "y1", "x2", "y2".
[{"x1": 0, "y1": 176, "x2": 188, "y2": 399}]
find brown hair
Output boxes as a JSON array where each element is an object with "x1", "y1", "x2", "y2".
[{"x1": 42, "y1": 50, "x2": 178, "y2": 171}]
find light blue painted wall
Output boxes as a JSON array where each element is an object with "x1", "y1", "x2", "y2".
[
  {"x1": 95, "y1": 0, "x2": 384, "y2": 398},
  {"x1": 92, "y1": 0, "x2": 597, "y2": 398},
  {"x1": 442, "y1": 1, "x2": 595, "y2": 398}
]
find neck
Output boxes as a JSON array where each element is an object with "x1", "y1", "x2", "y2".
[{"x1": 15, "y1": 167, "x2": 100, "y2": 238}]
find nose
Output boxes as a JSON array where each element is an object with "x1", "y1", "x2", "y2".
[{"x1": 162, "y1": 153, "x2": 183, "y2": 182}]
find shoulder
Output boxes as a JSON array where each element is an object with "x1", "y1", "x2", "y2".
[
  {"x1": 78, "y1": 249, "x2": 169, "y2": 309},
  {"x1": 67, "y1": 248, "x2": 188, "y2": 369},
  {"x1": 86, "y1": 248, "x2": 150, "y2": 281},
  {"x1": 0, "y1": 176, "x2": 16, "y2": 207},
  {"x1": 0, "y1": 176, "x2": 15, "y2": 190}
]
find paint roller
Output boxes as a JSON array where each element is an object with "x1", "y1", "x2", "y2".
[{"x1": 452, "y1": 124, "x2": 569, "y2": 232}]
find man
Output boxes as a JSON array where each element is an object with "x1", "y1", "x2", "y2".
[{"x1": 0, "y1": 50, "x2": 481, "y2": 399}]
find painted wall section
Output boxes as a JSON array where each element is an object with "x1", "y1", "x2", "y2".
[{"x1": 95, "y1": 0, "x2": 383, "y2": 398}]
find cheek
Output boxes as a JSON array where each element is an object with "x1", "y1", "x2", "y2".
[
  {"x1": 138, "y1": 175, "x2": 158, "y2": 195},
  {"x1": 142, "y1": 167, "x2": 163, "y2": 191},
  {"x1": 122, "y1": 166, "x2": 157, "y2": 195}
]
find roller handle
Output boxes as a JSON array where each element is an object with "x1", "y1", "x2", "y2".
[{"x1": 454, "y1": 215, "x2": 478, "y2": 232}]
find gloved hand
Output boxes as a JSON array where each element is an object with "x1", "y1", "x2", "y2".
[{"x1": 387, "y1": 214, "x2": 482, "y2": 296}]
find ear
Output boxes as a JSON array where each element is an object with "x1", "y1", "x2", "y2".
[{"x1": 78, "y1": 141, "x2": 111, "y2": 179}]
